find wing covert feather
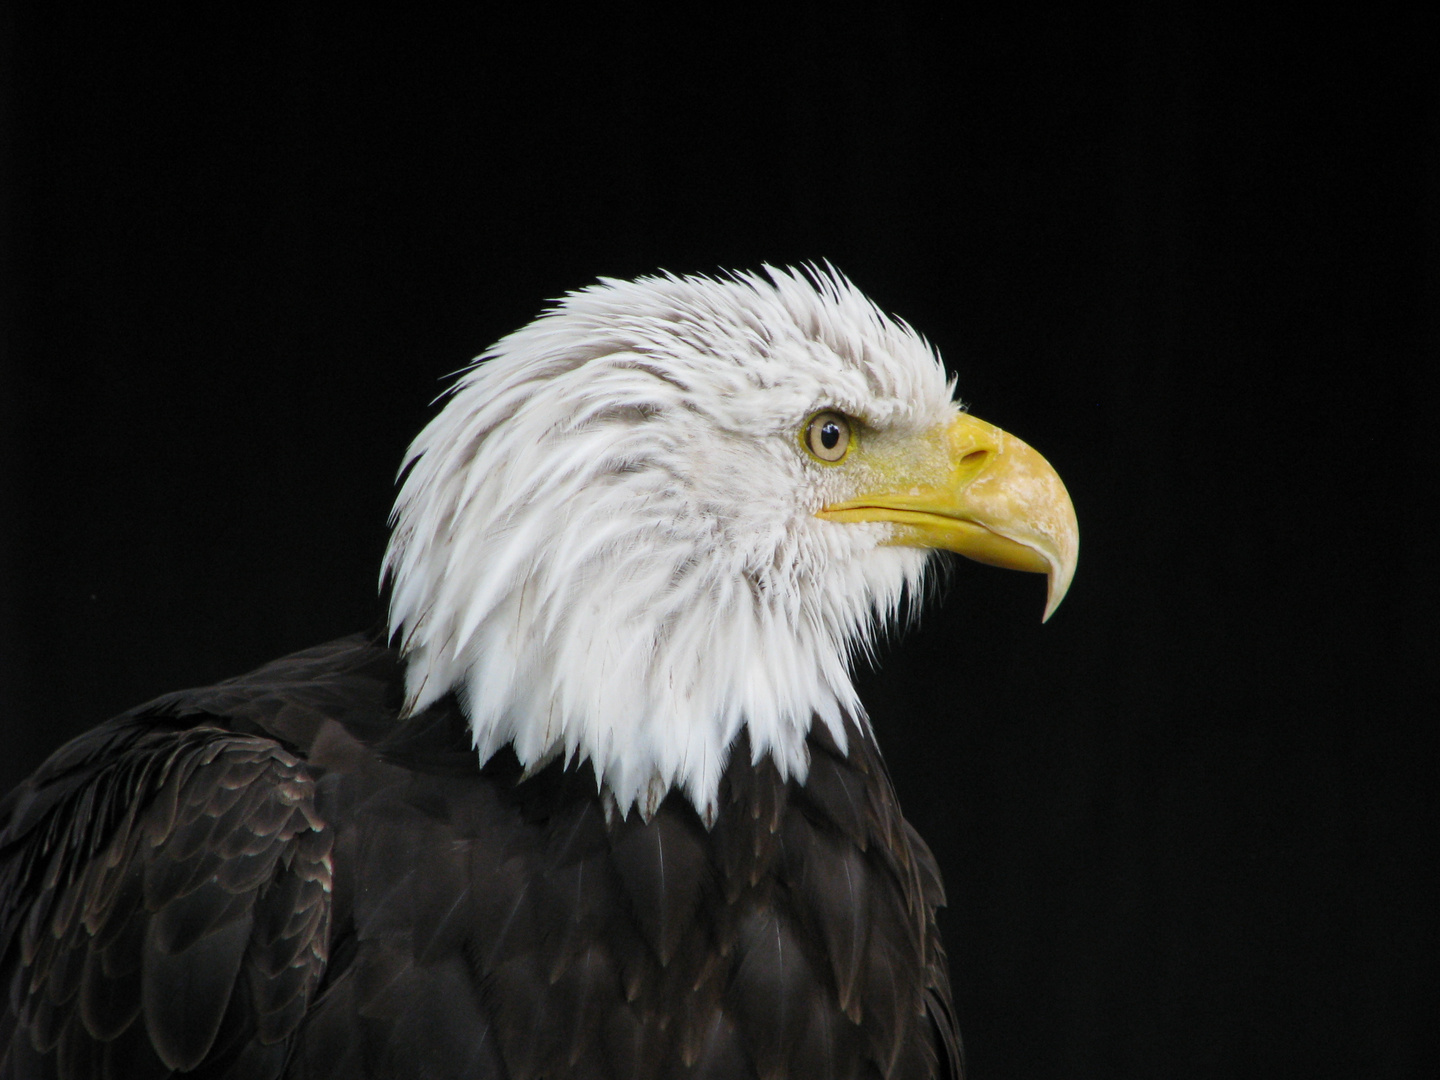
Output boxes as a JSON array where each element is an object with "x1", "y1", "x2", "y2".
[{"x1": 1, "y1": 724, "x2": 332, "y2": 1078}]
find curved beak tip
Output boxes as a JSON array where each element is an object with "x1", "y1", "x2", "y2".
[
  {"x1": 1037, "y1": 515, "x2": 1079, "y2": 623},
  {"x1": 1041, "y1": 554, "x2": 1076, "y2": 623}
]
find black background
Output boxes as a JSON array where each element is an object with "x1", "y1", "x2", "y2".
[{"x1": 2, "y1": 8, "x2": 1435, "y2": 1078}]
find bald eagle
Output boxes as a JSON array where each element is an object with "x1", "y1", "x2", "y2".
[{"x1": 0, "y1": 268, "x2": 1076, "y2": 1079}]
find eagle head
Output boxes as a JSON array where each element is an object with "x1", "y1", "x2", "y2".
[{"x1": 382, "y1": 267, "x2": 1078, "y2": 822}]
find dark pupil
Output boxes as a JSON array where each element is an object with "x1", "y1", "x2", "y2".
[{"x1": 819, "y1": 421, "x2": 841, "y2": 450}]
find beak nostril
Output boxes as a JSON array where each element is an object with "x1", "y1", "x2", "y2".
[{"x1": 961, "y1": 450, "x2": 988, "y2": 466}]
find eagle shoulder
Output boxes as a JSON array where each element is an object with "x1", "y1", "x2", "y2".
[{"x1": 0, "y1": 698, "x2": 335, "y2": 1078}]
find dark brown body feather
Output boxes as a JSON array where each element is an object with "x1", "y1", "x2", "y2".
[{"x1": 1, "y1": 635, "x2": 961, "y2": 1079}]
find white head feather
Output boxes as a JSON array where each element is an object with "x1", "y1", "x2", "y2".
[{"x1": 383, "y1": 266, "x2": 957, "y2": 822}]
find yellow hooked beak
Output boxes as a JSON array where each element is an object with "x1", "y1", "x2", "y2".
[{"x1": 817, "y1": 413, "x2": 1079, "y2": 620}]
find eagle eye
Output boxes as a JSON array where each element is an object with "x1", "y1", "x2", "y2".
[{"x1": 803, "y1": 411, "x2": 852, "y2": 463}]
